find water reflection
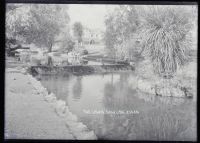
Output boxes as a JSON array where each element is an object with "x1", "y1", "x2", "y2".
[
  {"x1": 39, "y1": 75, "x2": 72, "y2": 101},
  {"x1": 119, "y1": 72, "x2": 131, "y2": 89},
  {"x1": 38, "y1": 72, "x2": 196, "y2": 140},
  {"x1": 72, "y1": 76, "x2": 82, "y2": 100},
  {"x1": 47, "y1": 56, "x2": 53, "y2": 66},
  {"x1": 103, "y1": 83, "x2": 115, "y2": 109}
]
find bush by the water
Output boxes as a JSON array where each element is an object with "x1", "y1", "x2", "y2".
[{"x1": 81, "y1": 49, "x2": 88, "y2": 55}]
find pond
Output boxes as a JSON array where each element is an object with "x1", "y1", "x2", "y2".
[{"x1": 36, "y1": 72, "x2": 196, "y2": 141}]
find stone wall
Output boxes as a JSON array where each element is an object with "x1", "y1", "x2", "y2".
[{"x1": 30, "y1": 64, "x2": 135, "y2": 76}]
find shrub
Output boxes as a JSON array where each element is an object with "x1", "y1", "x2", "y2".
[
  {"x1": 139, "y1": 6, "x2": 194, "y2": 78},
  {"x1": 81, "y1": 49, "x2": 88, "y2": 55}
]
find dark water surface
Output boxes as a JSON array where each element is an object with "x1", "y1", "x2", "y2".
[{"x1": 37, "y1": 72, "x2": 196, "y2": 140}]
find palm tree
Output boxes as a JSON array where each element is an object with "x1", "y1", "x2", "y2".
[{"x1": 139, "y1": 6, "x2": 193, "y2": 79}]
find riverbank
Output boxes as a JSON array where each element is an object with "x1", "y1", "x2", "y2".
[
  {"x1": 5, "y1": 67, "x2": 97, "y2": 140},
  {"x1": 30, "y1": 64, "x2": 135, "y2": 76},
  {"x1": 135, "y1": 58, "x2": 197, "y2": 99}
]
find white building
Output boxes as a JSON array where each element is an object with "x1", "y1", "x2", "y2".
[
  {"x1": 83, "y1": 28, "x2": 104, "y2": 44},
  {"x1": 70, "y1": 26, "x2": 104, "y2": 45}
]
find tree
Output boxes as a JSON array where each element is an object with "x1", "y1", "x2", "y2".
[
  {"x1": 104, "y1": 5, "x2": 141, "y2": 58},
  {"x1": 73, "y1": 22, "x2": 84, "y2": 45},
  {"x1": 6, "y1": 4, "x2": 32, "y2": 41},
  {"x1": 6, "y1": 4, "x2": 24, "y2": 13},
  {"x1": 104, "y1": 14, "x2": 117, "y2": 57},
  {"x1": 29, "y1": 5, "x2": 70, "y2": 52},
  {"x1": 139, "y1": 6, "x2": 193, "y2": 78},
  {"x1": 6, "y1": 4, "x2": 71, "y2": 52}
]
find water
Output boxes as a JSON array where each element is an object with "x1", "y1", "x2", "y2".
[{"x1": 37, "y1": 72, "x2": 196, "y2": 140}]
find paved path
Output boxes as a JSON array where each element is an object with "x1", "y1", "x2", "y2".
[{"x1": 5, "y1": 69, "x2": 74, "y2": 139}]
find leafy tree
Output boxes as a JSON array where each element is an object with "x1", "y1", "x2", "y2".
[
  {"x1": 58, "y1": 36, "x2": 75, "y2": 53},
  {"x1": 6, "y1": 4, "x2": 71, "y2": 52},
  {"x1": 73, "y1": 22, "x2": 84, "y2": 44},
  {"x1": 6, "y1": 4, "x2": 31, "y2": 41},
  {"x1": 6, "y1": 4, "x2": 23, "y2": 12},
  {"x1": 104, "y1": 5, "x2": 140, "y2": 58},
  {"x1": 104, "y1": 14, "x2": 117, "y2": 57}
]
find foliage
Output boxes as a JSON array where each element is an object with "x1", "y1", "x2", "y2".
[
  {"x1": 5, "y1": 37, "x2": 22, "y2": 56},
  {"x1": 6, "y1": 4, "x2": 24, "y2": 13},
  {"x1": 6, "y1": 4, "x2": 31, "y2": 40},
  {"x1": 73, "y1": 22, "x2": 84, "y2": 43},
  {"x1": 6, "y1": 38, "x2": 18, "y2": 49},
  {"x1": 104, "y1": 15, "x2": 116, "y2": 57},
  {"x1": 60, "y1": 38, "x2": 75, "y2": 53},
  {"x1": 139, "y1": 6, "x2": 194, "y2": 78},
  {"x1": 115, "y1": 36, "x2": 142, "y2": 60},
  {"x1": 104, "y1": 5, "x2": 195, "y2": 78},
  {"x1": 81, "y1": 49, "x2": 89, "y2": 55},
  {"x1": 6, "y1": 4, "x2": 71, "y2": 52},
  {"x1": 104, "y1": 5, "x2": 140, "y2": 58}
]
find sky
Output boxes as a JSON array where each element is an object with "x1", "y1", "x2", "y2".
[{"x1": 68, "y1": 4, "x2": 116, "y2": 31}]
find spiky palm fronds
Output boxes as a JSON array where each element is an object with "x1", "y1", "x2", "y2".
[{"x1": 139, "y1": 6, "x2": 193, "y2": 78}]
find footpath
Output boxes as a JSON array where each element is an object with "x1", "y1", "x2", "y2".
[{"x1": 5, "y1": 67, "x2": 96, "y2": 140}]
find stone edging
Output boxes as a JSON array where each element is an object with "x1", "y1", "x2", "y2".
[
  {"x1": 22, "y1": 68, "x2": 97, "y2": 140},
  {"x1": 136, "y1": 78, "x2": 193, "y2": 98}
]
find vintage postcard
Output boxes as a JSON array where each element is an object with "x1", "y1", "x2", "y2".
[{"x1": 5, "y1": 2, "x2": 197, "y2": 141}]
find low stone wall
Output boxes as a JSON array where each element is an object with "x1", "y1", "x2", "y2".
[{"x1": 30, "y1": 64, "x2": 135, "y2": 75}]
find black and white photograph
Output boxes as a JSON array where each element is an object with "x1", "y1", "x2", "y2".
[{"x1": 4, "y1": 2, "x2": 197, "y2": 141}]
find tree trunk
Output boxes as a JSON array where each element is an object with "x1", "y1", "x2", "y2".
[
  {"x1": 47, "y1": 42, "x2": 53, "y2": 66},
  {"x1": 48, "y1": 43, "x2": 53, "y2": 53},
  {"x1": 111, "y1": 73, "x2": 113, "y2": 85},
  {"x1": 47, "y1": 56, "x2": 53, "y2": 66}
]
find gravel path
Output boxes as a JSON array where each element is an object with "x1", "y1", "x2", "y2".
[{"x1": 5, "y1": 70, "x2": 74, "y2": 139}]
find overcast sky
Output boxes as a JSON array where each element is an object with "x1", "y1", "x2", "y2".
[{"x1": 68, "y1": 4, "x2": 116, "y2": 31}]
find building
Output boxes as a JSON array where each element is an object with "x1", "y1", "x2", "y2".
[
  {"x1": 83, "y1": 28, "x2": 104, "y2": 45},
  {"x1": 71, "y1": 26, "x2": 104, "y2": 45}
]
